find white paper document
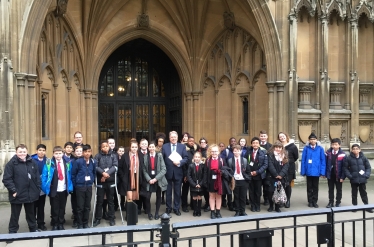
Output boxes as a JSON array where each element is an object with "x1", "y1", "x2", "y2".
[{"x1": 169, "y1": 151, "x2": 182, "y2": 163}]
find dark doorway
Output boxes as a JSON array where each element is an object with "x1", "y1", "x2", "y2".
[{"x1": 98, "y1": 39, "x2": 182, "y2": 147}]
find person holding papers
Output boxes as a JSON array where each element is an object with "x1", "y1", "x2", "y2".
[{"x1": 162, "y1": 131, "x2": 189, "y2": 216}]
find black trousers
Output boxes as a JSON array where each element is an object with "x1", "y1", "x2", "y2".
[
  {"x1": 145, "y1": 187, "x2": 162, "y2": 215},
  {"x1": 50, "y1": 191, "x2": 68, "y2": 226},
  {"x1": 9, "y1": 202, "x2": 37, "y2": 233},
  {"x1": 262, "y1": 179, "x2": 268, "y2": 201},
  {"x1": 234, "y1": 180, "x2": 248, "y2": 212},
  {"x1": 166, "y1": 177, "x2": 182, "y2": 210},
  {"x1": 76, "y1": 187, "x2": 92, "y2": 225},
  {"x1": 306, "y1": 176, "x2": 319, "y2": 203},
  {"x1": 328, "y1": 177, "x2": 343, "y2": 203},
  {"x1": 248, "y1": 179, "x2": 263, "y2": 208},
  {"x1": 351, "y1": 183, "x2": 369, "y2": 205},
  {"x1": 71, "y1": 189, "x2": 78, "y2": 220},
  {"x1": 181, "y1": 180, "x2": 190, "y2": 208},
  {"x1": 95, "y1": 183, "x2": 115, "y2": 220},
  {"x1": 34, "y1": 194, "x2": 46, "y2": 226}
]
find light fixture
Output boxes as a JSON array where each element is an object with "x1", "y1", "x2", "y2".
[
  {"x1": 109, "y1": 93, "x2": 114, "y2": 96},
  {"x1": 118, "y1": 86, "x2": 125, "y2": 92}
]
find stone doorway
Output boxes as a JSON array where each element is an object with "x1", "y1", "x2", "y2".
[{"x1": 98, "y1": 39, "x2": 182, "y2": 146}]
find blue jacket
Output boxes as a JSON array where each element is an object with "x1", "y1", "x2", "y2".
[
  {"x1": 325, "y1": 147, "x2": 346, "y2": 180},
  {"x1": 246, "y1": 147, "x2": 268, "y2": 179},
  {"x1": 41, "y1": 157, "x2": 73, "y2": 196},
  {"x1": 301, "y1": 142, "x2": 326, "y2": 177},
  {"x1": 71, "y1": 157, "x2": 96, "y2": 188}
]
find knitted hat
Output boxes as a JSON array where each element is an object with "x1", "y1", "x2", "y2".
[{"x1": 308, "y1": 133, "x2": 317, "y2": 139}]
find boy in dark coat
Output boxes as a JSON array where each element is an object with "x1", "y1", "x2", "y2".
[
  {"x1": 325, "y1": 138, "x2": 346, "y2": 208},
  {"x1": 3, "y1": 144, "x2": 41, "y2": 235},
  {"x1": 343, "y1": 144, "x2": 373, "y2": 213}
]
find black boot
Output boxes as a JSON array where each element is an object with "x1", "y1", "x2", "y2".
[
  {"x1": 192, "y1": 200, "x2": 197, "y2": 216},
  {"x1": 267, "y1": 201, "x2": 274, "y2": 212},
  {"x1": 211, "y1": 210, "x2": 216, "y2": 219},
  {"x1": 285, "y1": 200, "x2": 290, "y2": 208},
  {"x1": 275, "y1": 204, "x2": 281, "y2": 213},
  {"x1": 216, "y1": 209, "x2": 222, "y2": 218},
  {"x1": 197, "y1": 199, "x2": 202, "y2": 216}
]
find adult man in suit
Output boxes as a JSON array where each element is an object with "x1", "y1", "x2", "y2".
[{"x1": 162, "y1": 131, "x2": 189, "y2": 216}]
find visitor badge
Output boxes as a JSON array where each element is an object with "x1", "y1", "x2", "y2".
[
  {"x1": 85, "y1": 176, "x2": 90, "y2": 181},
  {"x1": 212, "y1": 175, "x2": 217, "y2": 179},
  {"x1": 234, "y1": 174, "x2": 241, "y2": 180},
  {"x1": 151, "y1": 170, "x2": 155, "y2": 175},
  {"x1": 104, "y1": 168, "x2": 109, "y2": 172},
  {"x1": 359, "y1": 170, "x2": 365, "y2": 175},
  {"x1": 249, "y1": 162, "x2": 254, "y2": 166},
  {"x1": 28, "y1": 173, "x2": 31, "y2": 179},
  {"x1": 308, "y1": 159, "x2": 312, "y2": 164}
]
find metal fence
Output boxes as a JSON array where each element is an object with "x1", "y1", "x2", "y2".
[{"x1": 0, "y1": 204, "x2": 373, "y2": 247}]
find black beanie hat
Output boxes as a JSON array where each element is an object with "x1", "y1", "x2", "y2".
[{"x1": 308, "y1": 133, "x2": 317, "y2": 139}]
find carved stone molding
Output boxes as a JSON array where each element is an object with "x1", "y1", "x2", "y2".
[
  {"x1": 265, "y1": 81, "x2": 276, "y2": 93},
  {"x1": 137, "y1": 13, "x2": 149, "y2": 28},
  {"x1": 298, "y1": 81, "x2": 314, "y2": 109},
  {"x1": 359, "y1": 121, "x2": 373, "y2": 144},
  {"x1": 359, "y1": 83, "x2": 373, "y2": 110},
  {"x1": 55, "y1": 0, "x2": 68, "y2": 17},
  {"x1": 14, "y1": 73, "x2": 27, "y2": 87},
  {"x1": 223, "y1": 12, "x2": 235, "y2": 30},
  {"x1": 329, "y1": 120, "x2": 347, "y2": 144},
  {"x1": 329, "y1": 81, "x2": 345, "y2": 109}
]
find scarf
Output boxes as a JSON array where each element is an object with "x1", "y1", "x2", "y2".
[
  {"x1": 274, "y1": 151, "x2": 284, "y2": 165},
  {"x1": 130, "y1": 152, "x2": 139, "y2": 200},
  {"x1": 211, "y1": 158, "x2": 223, "y2": 195}
]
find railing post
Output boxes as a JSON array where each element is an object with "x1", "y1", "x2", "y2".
[
  {"x1": 327, "y1": 209, "x2": 335, "y2": 247},
  {"x1": 159, "y1": 213, "x2": 171, "y2": 247}
]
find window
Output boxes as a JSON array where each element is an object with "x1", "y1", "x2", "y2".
[
  {"x1": 242, "y1": 97, "x2": 249, "y2": 134},
  {"x1": 41, "y1": 93, "x2": 48, "y2": 138}
]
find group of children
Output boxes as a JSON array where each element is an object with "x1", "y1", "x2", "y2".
[{"x1": 3, "y1": 131, "x2": 373, "y2": 235}]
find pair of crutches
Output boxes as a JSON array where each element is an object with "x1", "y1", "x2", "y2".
[{"x1": 91, "y1": 169, "x2": 124, "y2": 227}]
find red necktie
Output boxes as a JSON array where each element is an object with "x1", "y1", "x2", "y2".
[
  {"x1": 151, "y1": 156, "x2": 155, "y2": 170},
  {"x1": 57, "y1": 162, "x2": 64, "y2": 181},
  {"x1": 236, "y1": 159, "x2": 240, "y2": 174},
  {"x1": 196, "y1": 165, "x2": 199, "y2": 172},
  {"x1": 252, "y1": 151, "x2": 256, "y2": 161}
]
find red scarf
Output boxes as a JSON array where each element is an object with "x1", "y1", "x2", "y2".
[{"x1": 213, "y1": 169, "x2": 222, "y2": 195}]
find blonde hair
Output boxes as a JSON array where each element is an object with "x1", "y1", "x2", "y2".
[{"x1": 207, "y1": 144, "x2": 219, "y2": 159}]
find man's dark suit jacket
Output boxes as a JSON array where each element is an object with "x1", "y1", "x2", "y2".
[{"x1": 162, "y1": 142, "x2": 189, "y2": 180}]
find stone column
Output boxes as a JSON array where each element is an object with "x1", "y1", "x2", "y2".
[
  {"x1": 349, "y1": 18, "x2": 359, "y2": 140},
  {"x1": 36, "y1": 80, "x2": 43, "y2": 144},
  {"x1": 276, "y1": 81, "x2": 286, "y2": 134},
  {"x1": 265, "y1": 81, "x2": 276, "y2": 143},
  {"x1": 359, "y1": 83, "x2": 373, "y2": 110},
  {"x1": 320, "y1": 15, "x2": 329, "y2": 139},
  {"x1": 329, "y1": 82, "x2": 345, "y2": 110},
  {"x1": 27, "y1": 74, "x2": 37, "y2": 149},
  {"x1": 52, "y1": 82, "x2": 58, "y2": 143},
  {"x1": 192, "y1": 92, "x2": 200, "y2": 137},
  {"x1": 14, "y1": 73, "x2": 27, "y2": 144},
  {"x1": 66, "y1": 85, "x2": 72, "y2": 141},
  {"x1": 91, "y1": 91, "x2": 99, "y2": 151},
  {"x1": 298, "y1": 81, "x2": 315, "y2": 109},
  {"x1": 288, "y1": 11, "x2": 298, "y2": 142},
  {"x1": 184, "y1": 92, "x2": 192, "y2": 134},
  {"x1": 84, "y1": 90, "x2": 92, "y2": 146}
]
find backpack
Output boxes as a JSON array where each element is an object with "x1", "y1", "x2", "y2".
[{"x1": 272, "y1": 181, "x2": 287, "y2": 205}]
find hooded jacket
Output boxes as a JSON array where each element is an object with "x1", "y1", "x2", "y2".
[
  {"x1": 94, "y1": 151, "x2": 118, "y2": 183},
  {"x1": 41, "y1": 157, "x2": 74, "y2": 196},
  {"x1": 3, "y1": 154, "x2": 41, "y2": 204},
  {"x1": 343, "y1": 152, "x2": 371, "y2": 184},
  {"x1": 301, "y1": 141, "x2": 326, "y2": 177}
]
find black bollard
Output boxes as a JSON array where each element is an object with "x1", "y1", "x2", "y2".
[
  {"x1": 159, "y1": 213, "x2": 172, "y2": 247},
  {"x1": 126, "y1": 201, "x2": 138, "y2": 247}
]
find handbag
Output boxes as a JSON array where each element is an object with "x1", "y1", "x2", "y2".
[{"x1": 272, "y1": 181, "x2": 287, "y2": 205}]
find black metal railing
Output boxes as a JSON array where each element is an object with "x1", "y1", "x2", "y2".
[{"x1": 0, "y1": 205, "x2": 373, "y2": 247}]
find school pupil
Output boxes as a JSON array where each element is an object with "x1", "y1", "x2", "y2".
[
  {"x1": 187, "y1": 152, "x2": 206, "y2": 217},
  {"x1": 325, "y1": 138, "x2": 346, "y2": 208},
  {"x1": 117, "y1": 146, "x2": 125, "y2": 159},
  {"x1": 142, "y1": 141, "x2": 168, "y2": 220},
  {"x1": 343, "y1": 144, "x2": 374, "y2": 213},
  {"x1": 41, "y1": 146, "x2": 73, "y2": 230},
  {"x1": 227, "y1": 145, "x2": 251, "y2": 216},
  {"x1": 64, "y1": 142, "x2": 75, "y2": 161},
  {"x1": 300, "y1": 133, "x2": 326, "y2": 208},
  {"x1": 116, "y1": 146, "x2": 126, "y2": 211},
  {"x1": 93, "y1": 141, "x2": 118, "y2": 227},
  {"x1": 31, "y1": 144, "x2": 49, "y2": 231},
  {"x1": 71, "y1": 144, "x2": 96, "y2": 228}
]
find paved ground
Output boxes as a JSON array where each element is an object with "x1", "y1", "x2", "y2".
[{"x1": 0, "y1": 178, "x2": 374, "y2": 246}]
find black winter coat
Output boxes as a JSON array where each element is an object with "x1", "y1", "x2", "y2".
[
  {"x1": 3, "y1": 155, "x2": 41, "y2": 204},
  {"x1": 187, "y1": 163, "x2": 206, "y2": 193},
  {"x1": 266, "y1": 153, "x2": 289, "y2": 192},
  {"x1": 226, "y1": 157, "x2": 251, "y2": 181},
  {"x1": 284, "y1": 141, "x2": 298, "y2": 180},
  {"x1": 94, "y1": 152, "x2": 118, "y2": 183},
  {"x1": 344, "y1": 152, "x2": 371, "y2": 184}
]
